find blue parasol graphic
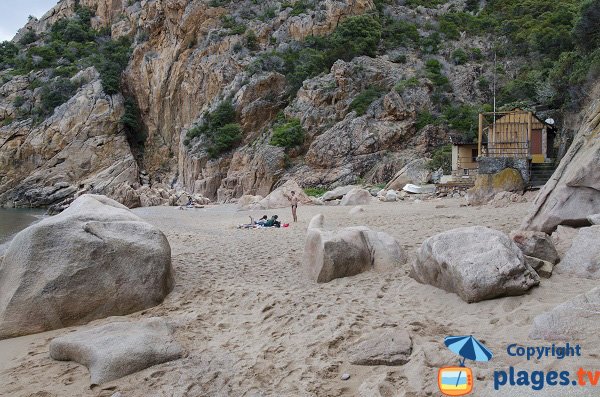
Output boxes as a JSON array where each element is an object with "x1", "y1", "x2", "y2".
[{"x1": 444, "y1": 335, "x2": 493, "y2": 387}]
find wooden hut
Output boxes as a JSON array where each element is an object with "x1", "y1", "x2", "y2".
[{"x1": 477, "y1": 109, "x2": 556, "y2": 163}]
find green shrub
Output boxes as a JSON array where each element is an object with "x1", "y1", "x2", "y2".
[
  {"x1": 451, "y1": 48, "x2": 468, "y2": 65},
  {"x1": 121, "y1": 97, "x2": 146, "y2": 149},
  {"x1": 208, "y1": 123, "x2": 242, "y2": 158},
  {"x1": 428, "y1": 145, "x2": 452, "y2": 173},
  {"x1": 221, "y1": 15, "x2": 246, "y2": 35},
  {"x1": 246, "y1": 30, "x2": 259, "y2": 51},
  {"x1": 282, "y1": 1, "x2": 314, "y2": 16},
  {"x1": 442, "y1": 104, "x2": 479, "y2": 141},
  {"x1": 425, "y1": 59, "x2": 450, "y2": 90},
  {"x1": 395, "y1": 77, "x2": 420, "y2": 93},
  {"x1": 420, "y1": 32, "x2": 441, "y2": 54},
  {"x1": 573, "y1": 0, "x2": 600, "y2": 53},
  {"x1": 35, "y1": 77, "x2": 77, "y2": 119},
  {"x1": 270, "y1": 116, "x2": 305, "y2": 148},
  {"x1": 185, "y1": 100, "x2": 242, "y2": 157},
  {"x1": 405, "y1": 0, "x2": 445, "y2": 8},
  {"x1": 415, "y1": 110, "x2": 436, "y2": 131},
  {"x1": 19, "y1": 31, "x2": 37, "y2": 46},
  {"x1": 349, "y1": 86, "x2": 383, "y2": 116},
  {"x1": 381, "y1": 17, "x2": 420, "y2": 49},
  {"x1": 304, "y1": 187, "x2": 327, "y2": 197}
]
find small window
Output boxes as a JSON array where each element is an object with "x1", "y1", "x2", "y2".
[
  {"x1": 463, "y1": 169, "x2": 469, "y2": 176},
  {"x1": 471, "y1": 148, "x2": 478, "y2": 162}
]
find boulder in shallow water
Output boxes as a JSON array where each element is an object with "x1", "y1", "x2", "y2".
[
  {"x1": 0, "y1": 194, "x2": 174, "y2": 339},
  {"x1": 340, "y1": 188, "x2": 373, "y2": 206},
  {"x1": 530, "y1": 287, "x2": 600, "y2": 341},
  {"x1": 411, "y1": 226, "x2": 539, "y2": 302},
  {"x1": 50, "y1": 317, "x2": 183, "y2": 384},
  {"x1": 557, "y1": 226, "x2": 600, "y2": 279}
]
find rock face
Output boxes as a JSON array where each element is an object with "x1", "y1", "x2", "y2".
[
  {"x1": 258, "y1": 179, "x2": 310, "y2": 209},
  {"x1": 411, "y1": 226, "x2": 540, "y2": 303},
  {"x1": 0, "y1": 195, "x2": 174, "y2": 339},
  {"x1": 510, "y1": 230, "x2": 560, "y2": 264},
  {"x1": 340, "y1": 188, "x2": 373, "y2": 206},
  {"x1": 557, "y1": 226, "x2": 600, "y2": 279},
  {"x1": 466, "y1": 168, "x2": 525, "y2": 206},
  {"x1": 50, "y1": 317, "x2": 183, "y2": 384},
  {"x1": 385, "y1": 158, "x2": 431, "y2": 191},
  {"x1": 588, "y1": 213, "x2": 600, "y2": 225},
  {"x1": 347, "y1": 329, "x2": 412, "y2": 366},
  {"x1": 530, "y1": 287, "x2": 600, "y2": 341},
  {"x1": 523, "y1": 95, "x2": 600, "y2": 233},
  {"x1": 237, "y1": 194, "x2": 264, "y2": 210},
  {"x1": 0, "y1": 68, "x2": 139, "y2": 208},
  {"x1": 303, "y1": 214, "x2": 407, "y2": 283}
]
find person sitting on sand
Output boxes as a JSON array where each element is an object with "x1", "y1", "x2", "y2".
[
  {"x1": 284, "y1": 191, "x2": 299, "y2": 222},
  {"x1": 264, "y1": 215, "x2": 280, "y2": 228},
  {"x1": 254, "y1": 215, "x2": 268, "y2": 226}
]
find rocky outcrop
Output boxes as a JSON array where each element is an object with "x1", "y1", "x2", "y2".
[
  {"x1": 50, "y1": 317, "x2": 183, "y2": 385},
  {"x1": 0, "y1": 68, "x2": 139, "y2": 208},
  {"x1": 530, "y1": 287, "x2": 600, "y2": 341},
  {"x1": 258, "y1": 179, "x2": 310, "y2": 209},
  {"x1": 385, "y1": 158, "x2": 431, "y2": 191},
  {"x1": 557, "y1": 226, "x2": 600, "y2": 279},
  {"x1": 303, "y1": 214, "x2": 407, "y2": 282},
  {"x1": 466, "y1": 168, "x2": 525, "y2": 206},
  {"x1": 411, "y1": 226, "x2": 540, "y2": 302},
  {"x1": 0, "y1": 195, "x2": 174, "y2": 339},
  {"x1": 522, "y1": 95, "x2": 600, "y2": 233}
]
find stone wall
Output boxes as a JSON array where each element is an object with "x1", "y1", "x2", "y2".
[{"x1": 477, "y1": 157, "x2": 529, "y2": 184}]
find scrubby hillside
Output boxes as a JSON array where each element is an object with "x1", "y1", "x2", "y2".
[{"x1": 0, "y1": 0, "x2": 598, "y2": 207}]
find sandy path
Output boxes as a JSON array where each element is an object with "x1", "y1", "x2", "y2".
[{"x1": 0, "y1": 198, "x2": 598, "y2": 396}]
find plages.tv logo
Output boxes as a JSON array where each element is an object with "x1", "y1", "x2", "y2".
[{"x1": 438, "y1": 335, "x2": 493, "y2": 396}]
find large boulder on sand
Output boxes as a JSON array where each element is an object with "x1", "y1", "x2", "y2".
[
  {"x1": 321, "y1": 185, "x2": 356, "y2": 201},
  {"x1": 340, "y1": 188, "x2": 373, "y2": 206},
  {"x1": 411, "y1": 226, "x2": 539, "y2": 302},
  {"x1": 466, "y1": 168, "x2": 525, "y2": 206},
  {"x1": 258, "y1": 180, "x2": 310, "y2": 209},
  {"x1": 237, "y1": 194, "x2": 263, "y2": 210},
  {"x1": 385, "y1": 159, "x2": 431, "y2": 191},
  {"x1": 557, "y1": 226, "x2": 600, "y2": 279},
  {"x1": 522, "y1": 97, "x2": 600, "y2": 233},
  {"x1": 509, "y1": 230, "x2": 560, "y2": 264},
  {"x1": 303, "y1": 215, "x2": 407, "y2": 283},
  {"x1": 50, "y1": 317, "x2": 183, "y2": 384},
  {"x1": 588, "y1": 213, "x2": 600, "y2": 225},
  {"x1": 0, "y1": 195, "x2": 174, "y2": 339},
  {"x1": 530, "y1": 287, "x2": 600, "y2": 341}
]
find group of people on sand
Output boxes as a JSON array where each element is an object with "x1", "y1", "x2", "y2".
[
  {"x1": 238, "y1": 215, "x2": 283, "y2": 229},
  {"x1": 238, "y1": 191, "x2": 300, "y2": 229}
]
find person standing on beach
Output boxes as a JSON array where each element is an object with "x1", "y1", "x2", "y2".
[{"x1": 285, "y1": 191, "x2": 299, "y2": 222}]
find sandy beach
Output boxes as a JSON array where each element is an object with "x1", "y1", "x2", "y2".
[{"x1": 1, "y1": 198, "x2": 598, "y2": 397}]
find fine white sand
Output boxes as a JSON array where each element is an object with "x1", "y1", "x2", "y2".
[{"x1": 0, "y1": 198, "x2": 598, "y2": 396}]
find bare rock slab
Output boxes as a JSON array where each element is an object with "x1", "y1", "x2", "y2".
[
  {"x1": 0, "y1": 195, "x2": 174, "y2": 339},
  {"x1": 411, "y1": 226, "x2": 539, "y2": 303},
  {"x1": 530, "y1": 287, "x2": 600, "y2": 341},
  {"x1": 558, "y1": 226, "x2": 600, "y2": 279},
  {"x1": 347, "y1": 329, "x2": 412, "y2": 366},
  {"x1": 50, "y1": 318, "x2": 183, "y2": 384},
  {"x1": 588, "y1": 213, "x2": 600, "y2": 225}
]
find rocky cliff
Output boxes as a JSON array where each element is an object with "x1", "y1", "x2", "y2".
[{"x1": 0, "y1": 0, "x2": 595, "y2": 207}]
